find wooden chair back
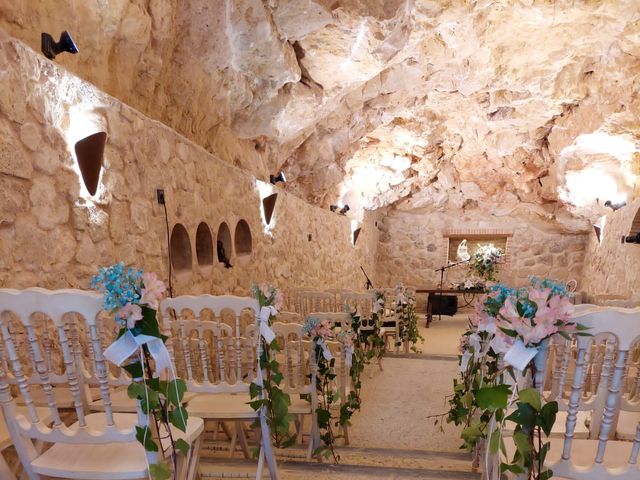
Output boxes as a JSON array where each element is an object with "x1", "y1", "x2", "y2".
[
  {"x1": 160, "y1": 295, "x2": 259, "y2": 393},
  {"x1": 0, "y1": 288, "x2": 140, "y2": 475},
  {"x1": 276, "y1": 311, "x2": 302, "y2": 325},
  {"x1": 549, "y1": 307, "x2": 640, "y2": 477},
  {"x1": 295, "y1": 291, "x2": 336, "y2": 317},
  {"x1": 307, "y1": 312, "x2": 351, "y2": 334}
]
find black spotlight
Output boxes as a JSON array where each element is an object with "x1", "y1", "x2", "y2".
[
  {"x1": 339, "y1": 205, "x2": 350, "y2": 215},
  {"x1": 604, "y1": 199, "x2": 627, "y2": 211},
  {"x1": 330, "y1": 205, "x2": 339, "y2": 212},
  {"x1": 269, "y1": 171, "x2": 286, "y2": 185},
  {"x1": 41, "y1": 31, "x2": 79, "y2": 60}
]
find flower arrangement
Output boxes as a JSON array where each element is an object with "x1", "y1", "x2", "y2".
[
  {"x1": 304, "y1": 316, "x2": 341, "y2": 461},
  {"x1": 437, "y1": 277, "x2": 586, "y2": 480},
  {"x1": 248, "y1": 283, "x2": 297, "y2": 449},
  {"x1": 470, "y1": 244, "x2": 503, "y2": 281},
  {"x1": 92, "y1": 263, "x2": 188, "y2": 480},
  {"x1": 394, "y1": 284, "x2": 424, "y2": 353}
]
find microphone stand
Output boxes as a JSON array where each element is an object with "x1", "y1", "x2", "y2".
[
  {"x1": 433, "y1": 258, "x2": 470, "y2": 321},
  {"x1": 360, "y1": 266, "x2": 374, "y2": 290}
]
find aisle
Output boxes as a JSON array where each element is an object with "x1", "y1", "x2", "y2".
[{"x1": 348, "y1": 313, "x2": 469, "y2": 453}]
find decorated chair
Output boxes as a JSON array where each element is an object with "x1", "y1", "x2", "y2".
[
  {"x1": 160, "y1": 294, "x2": 278, "y2": 479},
  {"x1": 0, "y1": 288, "x2": 203, "y2": 480},
  {"x1": 543, "y1": 307, "x2": 640, "y2": 479}
]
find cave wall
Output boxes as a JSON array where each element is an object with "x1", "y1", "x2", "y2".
[
  {"x1": 375, "y1": 208, "x2": 588, "y2": 290},
  {"x1": 580, "y1": 199, "x2": 640, "y2": 300},
  {"x1": 0, "y1": 31, "x2": 378, "y2": 295}
]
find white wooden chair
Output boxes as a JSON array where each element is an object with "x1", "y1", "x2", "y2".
[
  {"x1": 295, "y1": 291, "x2": 336, "y2": 318},
  {"x1": 542, "y1": 307, "x2": 640, "y2": 479},
  {"x1": 275, "y1": 311, "x2": 302, "y2": 325},
  {"x1": 0, "y1": 288, "x2": 204, "y2": 480},
  {"x1": 307, "y1": 312, "x2": 351, "y2": 334},
  {"x1": 267, "y1": 322, "x2": 320, "y2": 457},
  {"x1": 160, "y1": 295, "x2": 278, "y2": 479}
]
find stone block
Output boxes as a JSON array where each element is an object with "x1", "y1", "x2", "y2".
[
  {"x1": 0, "y1": 135, "x2": 32, "y2": 179},
  {"x1": 29, "y1": 177, "x2": 69, "y2": 230}
]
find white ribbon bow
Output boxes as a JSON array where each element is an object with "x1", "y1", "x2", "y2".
[
  {"x1": 317, "y1": 338, "x2": 333, "y2": 361},
  {"x1": 259, "y1": 306, "x2": 277, "y2": 344},
  {"x1": 460, "y1": 350, "x2": 472, "y2": 373},
  {"x1": 103, "y1": 330, "x2": 172, "y2": 375},
  {"x1": 503, "y1": 339, "x2": 538, "y2": 371},
  {"x1": 344, "y1": 345, "x2": 354, "y2": 368}
]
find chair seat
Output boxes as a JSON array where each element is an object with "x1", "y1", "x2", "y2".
[
  {"x1": 503, "y1": 410, "x2": 591, "y2": 439},
  {"x1": 289, "y1": 396, "x2": 312, "y2": 415},
  {"x1": 89, "y1": 386, "x2": 198, "y2": 413},
  {"x1": 18, "y1": 386, "x2": 102, "y2": 408},
  {"x1": 615, "y1": 410, "x2": 640, "y2": 440},
  {"x1": 546, "y1": 438, "x2": 638, "y2": 472},
  {"x1": 0, "y1": 406, "x2": 53, "y2": 450},
  {"x1": 31, "y1": 412, "x2": 204, "y2": 480},
  {"x1": 187, "y1": 393, "x2": 258, "y2": 419}
]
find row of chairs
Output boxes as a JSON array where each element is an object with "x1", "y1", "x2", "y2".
[
  {"x1": 0, "y1": 289, "x2": 355, "y2": 480},
  {"x1": 501, "y1": 305, "x2": 640, "y2": 479}
]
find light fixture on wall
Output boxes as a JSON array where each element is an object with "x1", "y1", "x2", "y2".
[
  {"x1": 339, "y1": 205, "x2": 350, "y2": 215},
  {"x1": 269, "y1": 171, "x2": 286, "y2": 184},
  {"x1": 41, "y1": 31, "x2": 79, "y2": 60},
  {"x1": 74, "y1": 131, "x2": 107, "y2": 196},
  {"x1": 604, "y1": 199, "x2": 627, "y2": 211}
]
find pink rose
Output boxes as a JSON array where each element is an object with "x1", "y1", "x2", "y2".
[
  {"x1": 116, "y1": 303, "x2": 143, "y2": 329},
  {"x1": 140, "y1": 272, "x2": 165, "y2": 309},
  {"x1": 274, "y1": 290, "x2": 284, "y2": 311}
]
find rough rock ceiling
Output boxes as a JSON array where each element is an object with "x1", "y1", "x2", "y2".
[{"x1": 2, "y1": 0, "x2": 640, "y2": 232}]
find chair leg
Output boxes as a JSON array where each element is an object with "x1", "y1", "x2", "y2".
[
  {"x1": 0, "y1": 454, "x2": 16, "y2": 480},
  {"x1": 185, "y1": 434, "x2": 202, "y2": 480},
  {"x1": 296, "y1": 414, "x2": 304, "y2": 444},
  {"x1": 236, "y1": 421, "x2": 251, "y2": 459}
]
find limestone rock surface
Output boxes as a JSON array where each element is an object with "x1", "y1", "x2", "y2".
[{"x1": 1, "y1": 1, "x2": 639, "y2": 231}]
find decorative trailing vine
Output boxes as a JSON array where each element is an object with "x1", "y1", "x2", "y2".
[
  {"x1": 92, "y1": 263, "x2": 189, "y2": 480},
  {"x1": 303, "y1": 317, "x2": 362, "y2": 463},
  {"x1": 394, "y1": 286, "x2": 424, "y2": 353},
  {"x1": 248, "y1": 284, "x2": 297, "y2": 449}
]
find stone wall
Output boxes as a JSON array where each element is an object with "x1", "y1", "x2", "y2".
[
  {"x1": 0, "y1": 31, "x2": 378, "y2": 295},
  {"x1": 375, "y1": 208, "x2": 588, "y2": 290},
  {"x1": 580, "y1": 199, "x2": 640, "y2": 300}
]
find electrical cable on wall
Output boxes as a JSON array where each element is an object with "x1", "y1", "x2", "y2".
[{"x1": 157, "y1": 189, "x2": 174, "y2": 298}]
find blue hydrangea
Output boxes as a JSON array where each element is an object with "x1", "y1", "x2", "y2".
[
  {"x1": 91, "y1": 262, "x2": 143, "y2": 311},
  {"x1": 529, "y1": 276, "x2": 568, "y2": 296}
]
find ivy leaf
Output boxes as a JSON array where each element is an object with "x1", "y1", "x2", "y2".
[
  {"x1": 501, "y1": 462, "x2": 525, "y2": 474},
  {"x1": 248, "y1": 399, "x2": 265, "y2": 410},
  {"x1": 149, "y1": 462, "x2": 171, "y2": 480},
  {"x1": 166, "y1": 379, "x2": 187, "y2": 407},
  {"x1": 249, "y1": 382, "x2": 262, "y2": 399},
  {"x1": 174, "y1": 438, "x2": 190, "y2": 457},
  {"x1": 538, "y1": 402, "x2": 558, "y2": 437},
  {"x1": 513, "y1": 430, "x2": 532, "y2": 459},
  {"x1": 123, "y1": 361, "x2": 143, "y2": 379},
  {"x1": 170, "y1": 407, "x2": 189, "y2": 432},
  {"x1": 135, "y1": 426, "x2": 159, "y2": 452},
  {"x1": 476, "y1": 384, "x2": 511, "y2": 410},
  {"x1": 518, "y1": 388, "x2": 541, "y2": 411},
  {"x1": 127, "y1": 382, "x2": 145, "y2": 399},
  {"x1": 506, "y1": 402, "x2": 536, "y2": 430}
]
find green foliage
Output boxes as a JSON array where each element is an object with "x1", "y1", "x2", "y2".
[
  {"x1": 395, "y1": 298, "x2": 424, "y2": 353},
  {"x1": 248, "y1": 331, "x2": 296, "y2": 448},
  {"x1": 121, "y1": 308, "x2": 190, "y2": 479}
]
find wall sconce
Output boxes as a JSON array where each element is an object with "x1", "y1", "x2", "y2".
[
  {"x1": 605, "y1": 200, "x2": 627, "y2": 211},
  {"x1": 269, "y1": 171, "x2": 286, "y2": 184},
  {"x1": 41, "y1": 31, "x2": 78, "y2": 60},
  {"x1": 74, "y1": 131, "x2": 107, "y2": 196},
  {"x1": 339, "y1": 205, "x2": 350, "y2": 215}
]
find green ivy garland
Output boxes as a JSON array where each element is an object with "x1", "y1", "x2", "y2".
[{"x1": 248, "y1": 284, "x2": 297, "y2": 449}]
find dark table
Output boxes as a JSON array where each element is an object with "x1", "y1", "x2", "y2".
[{"x1": 416, "y1": 288, "x2": 485, "y2": 327}]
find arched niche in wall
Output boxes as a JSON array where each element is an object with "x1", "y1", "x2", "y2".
[
  {"x1": 626, "y1": 208, "x2": 640, "y2": 242},
  {"x1": 195, "y1": 222, "x2": 214, "y2": 270},
  {"x1": 217, "y1": 222, "x2": 233, "y2": 268},
  {"x1": 170, "y1": 223, "x2": 192, "y2": 274},
  {"x1": 234, "y1": 219, "x2": 253, "y2": 258},
  {"x1": 75, "y1": 131, "x2": 107, "y2": 196},
  {"x1": 262, "y1": 193, "x2": 278, "y2": 225}
]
